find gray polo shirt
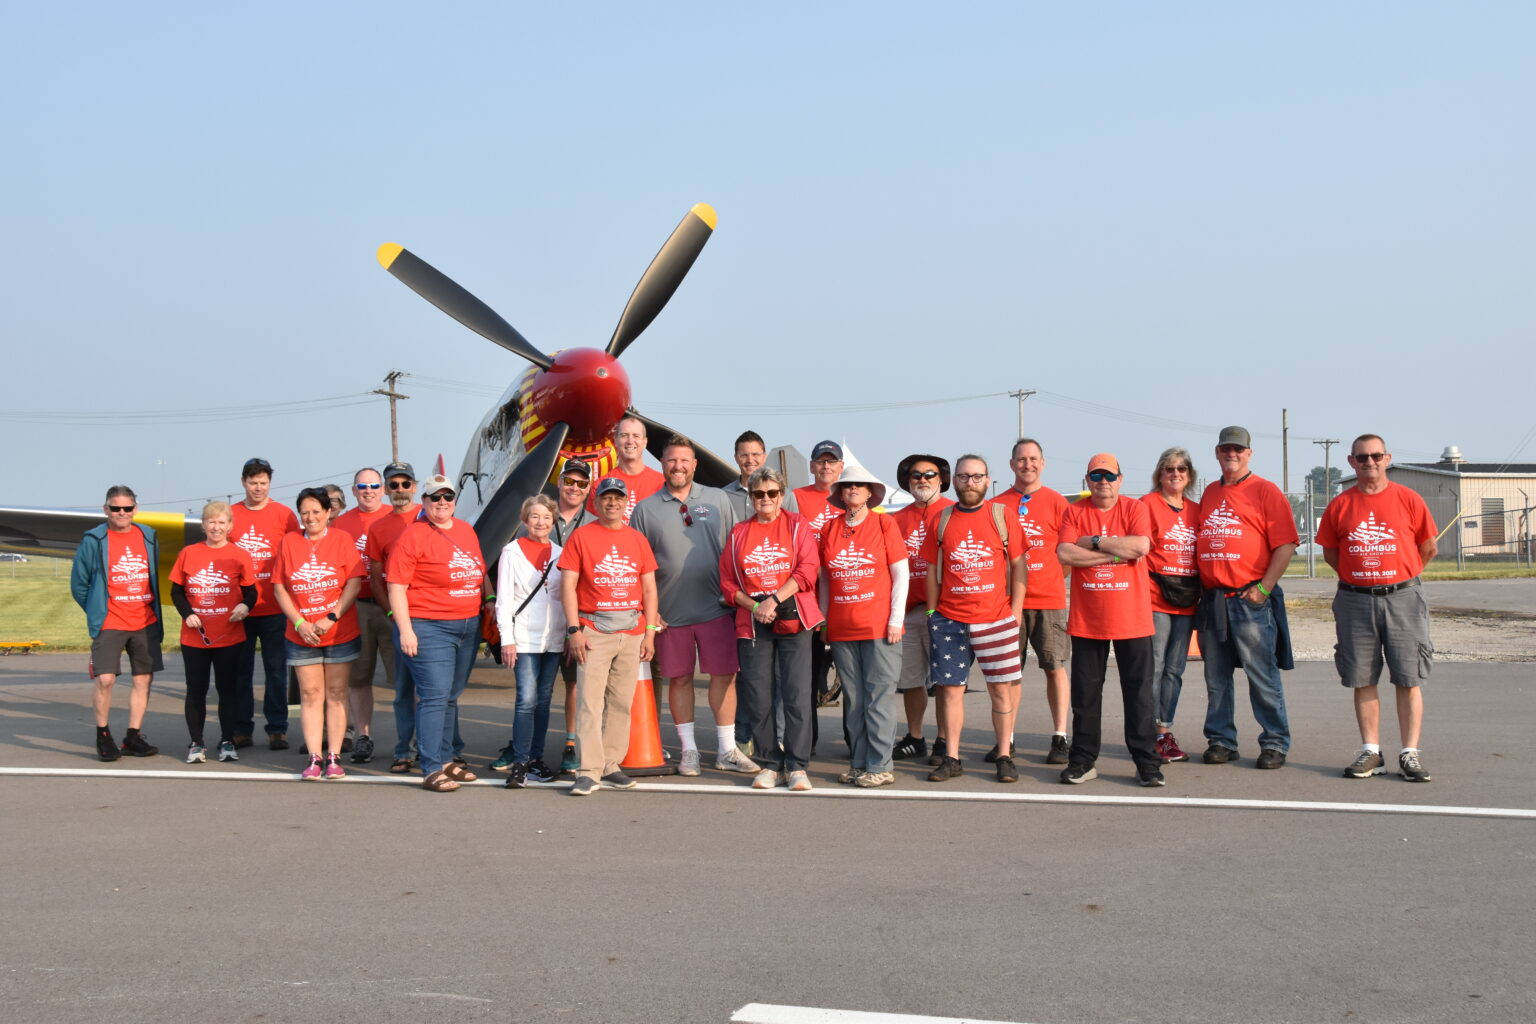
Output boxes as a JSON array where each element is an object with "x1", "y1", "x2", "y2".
[
  {"x1": 723, "y1": 478, "x2": 799, "y2": 521},
  {"x1": 628, "y1": 482, "x2": 739, "y2": 626}
]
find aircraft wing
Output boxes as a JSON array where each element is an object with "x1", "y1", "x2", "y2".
[{"x1": 0, "y1": 507, "x2": 204, "y2": 606}]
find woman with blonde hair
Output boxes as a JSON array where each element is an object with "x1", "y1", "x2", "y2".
[{"x1": 1139, "y1": 447, "x2": 1202, "y2": 764}]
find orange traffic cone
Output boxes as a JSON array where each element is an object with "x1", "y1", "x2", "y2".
[
  {"x1": 622, "y1": 662, "x2": 676, "y2": 776},
  {"x1": 1187, "y1": 629, "x2": 1202, "y2": 661}
]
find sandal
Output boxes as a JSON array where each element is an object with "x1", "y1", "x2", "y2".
[
  {"x1": 422, "y1": 770, "x2": 459, "y2": 792},
  {"x1": 390, "y1": 757, "x2": 416, "y2": 774},
  {"x1": 444, "y1": 761, "x2": 479, "y2": 783}
]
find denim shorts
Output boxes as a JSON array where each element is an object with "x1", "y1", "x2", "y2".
[{"x1": 286, "y1": 636, "x2": 362, "y2": 667}]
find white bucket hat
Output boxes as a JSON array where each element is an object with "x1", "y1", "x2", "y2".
[{"x1": 828, "y1": 458, "x2": 887, "y2": 510}]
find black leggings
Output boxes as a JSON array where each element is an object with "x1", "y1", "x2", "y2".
[{"x1": 183, "y1": 644, "x2": 241, "y2": 745}]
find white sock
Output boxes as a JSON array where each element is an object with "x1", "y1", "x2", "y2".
[
  {"x1": 1053, "y1": 732, "x2": 1067, "y2": 740},
  {"x1": 1400, "y1": 746, "x2": 1419, "y2": 755},
  {"x1": 716, "y1": 725, "x2": 735, "y2": 755},
  {"x1": 1363, "y1": 743, "x2": 1380, "y2": 754},
  {"x1": 675, "y1": 721, "x2": 696, "y2": 752}
]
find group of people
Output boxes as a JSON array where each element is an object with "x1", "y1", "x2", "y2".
[{"x1": 72, "y1": 422, "x2": 1439, "y2": 794}]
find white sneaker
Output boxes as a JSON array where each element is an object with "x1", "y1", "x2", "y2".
[
  {"x1": 751, "y1": 769, "x2": 782, "y2": 790},
  {"x1": 185, "y1": 744, "x2": 206, "y2": 764},
  {"x1": 715, "y1": 745, "x2": 758, "y2": 774},
  {"x1": 678, "y1": 748, "x2": 701, "y2": 777},
  {"x1": 786, "y1": 770, "x2": 813, "y2": 792},
  {"x1": 217, "y1": 741, "x2": 238, "y2": 762}
]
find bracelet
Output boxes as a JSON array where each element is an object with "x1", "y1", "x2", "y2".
[
  {"x1": 1110, "y1": 555, "x2": 1121, "y2": 564},
  {"x1": 752, "y1": 601, "x2": 760, "y2": 611},
  {"x1": 925, "y1": 609, "x2": 937, "y2": 616},
  {"x1": 1254, "y1": 582, "x2": 1270, "y2": 597},
  {"x1": 645, "y1": 624, "x2": 660, "y2": 631},
  {"x1": 292, "y1": 618, "x2": 305, "y2": 628}
]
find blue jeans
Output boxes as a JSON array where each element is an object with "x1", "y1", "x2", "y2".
[
  {"x1": 1151, "y1": 612, "x2": 1194, "y2": 727},
  {"x1": 512, "y1": 651, "x2": 561, "y2": 764},
  {"x1": 403, "y1": 616, "x2": 477, "y2": 775},
  {"x1": 235, "y1": 612, "x2": 288, "y2": 736},
  {"x1": 830, "y1": 639, "x2": 901, "y2": 774},
  {"x1": 1200, "y1": 594, "x2": 1291, "y2": 753}
]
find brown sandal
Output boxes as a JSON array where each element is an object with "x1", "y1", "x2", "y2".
[
  {"x1": 444, "y1": 762, "x2": 478, "y2": 783},
  {"x1": 422, "y1": 770, "x2": 459, "y2": 792},
  {"x1": 390, "y1": 757, "x2": 416, "y2": 774}
]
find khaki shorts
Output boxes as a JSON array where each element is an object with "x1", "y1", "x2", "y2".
[
  {"x1": 1019, "y1": 607, "x2": 1070, "y2": 671},
  {"x1": 897, "y1": 606, "x2": 932, "y2": 692},
  {"x1": 1333, "y1": 585, "x2": 1432, "y2": 688},
  {"x1": 91, "y1": 627, "x2": 164, "y2": 677}
]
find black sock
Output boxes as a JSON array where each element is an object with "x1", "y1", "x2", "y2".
[
  {"x1": 96, "y1": 726, "x2": 111, "y2": 736},
  {"x1": 124, "y1": 728, "x2": 140, "y2": 739}
]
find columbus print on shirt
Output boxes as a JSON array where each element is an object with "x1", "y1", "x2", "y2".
[
  {"x1": 1164, "y1": 519, "x2": 1197, "y2": 546},
  {"x1": 186, "y1": 563, "x2": 232, "y2": 590},
  {"x1": 234, "y1": 527, "x2": 273, "y2": 562},
  {"x1": 448, "y1": 548, "x2": 483, "y2": 573},
  {"x1": 1347, "y1": 512, "x2": 1398, "y2": 547},
  {"x1": 110, "y1": 548, "x2": 150, "y2": 580},
  {"x1": 1201, "y1": 499, "x2": 1243, "y2": 534},
  {"x1": 743, "y1": 540, "x2": 791, "y2": 569},
  {"x1": 903, "y1": 521, "x2": 928, "y2": 561},
  {"x1": 594, "y1": 546, "x2": 640, "y2": 582},
  {"x1": 826, "y1": 544, "x2": 877, "y2": 571},
  {"x1": 948, "y1": 531, "x2": 996, "y2": 569},
  {"x1": 287, "y1": 556, "x2": 338, "y2": 587}
]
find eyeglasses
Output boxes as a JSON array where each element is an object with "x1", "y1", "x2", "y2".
[
  {"x1": 954, "y1": 473, "x2": 987, "y2": 483},
  {"x1": 329, "y1": 500, "x2": 344, "y2": 511},
  {"x1": 387, "y1": 480, "x2": 415, "y2": 490},
  {"x1": 107, "y1": 505, "x2": 135, "y2": 513},
  {"x1": 1217, "y1": 445, "x2": 1247, "y2": 455},
  {"x1": 242, "y1": 458, "x2": 273, "y2": 475},
  {"x1": 354, "y1": 482, "x2": 381, "y2": 490},
  {"x1": 560, "y1": 477, "x2": 590, "y2": 488},
  {"x1": 811, "y1": 458, "x2": 841, "y2": 467},
  {"x1": 679, "y1": 502, "x2": 693, "y2": 527},
  {"x1": 425, "y1": 492, "x2": 455, "y2": 503},
  {"x1": 749, "y1": 489, "x2": 782, "y2": 500},
  {"x1": 908, "y1": 470, "x2": 939, "y2": 481},
  {"x1": 1352, "y1": 452, "x2": 1388, "y2": 463},
  {"x1": 1162, "y1": 465, "x2": 1190, "y2": 474},
  {"x1": 1088, "y1": 470, "x2": 1119, "y2": 482}
]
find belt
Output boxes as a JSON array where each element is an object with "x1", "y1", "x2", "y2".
[
  {"x1": 355, "y1": 596, "x2": 375, "y2": 604},
  {"x1": 1337, "y1": 577, "x2": 1421, "y2": 596}
]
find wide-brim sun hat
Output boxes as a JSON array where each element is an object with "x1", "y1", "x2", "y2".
[
  {"x1": 829, "y1": 458, "x2": 887, "y2": 509},
  {"x1": 896, "y1": 453, "x2": 950, "y2": 494}
]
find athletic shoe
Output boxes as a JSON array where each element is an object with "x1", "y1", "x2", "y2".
[
  {"x1": 340, "y1": 727, "x2": 354, "y2": 754},
  {"x1": 1398, "y1": 750, "x2": 1432, "y2": 783},
  {"x1": 1060, "y1": 763, "x2": 1098, "y2": 784},
  {"x1": 1156, "y1": 732, "x2": 1190, "y2": 763},
  {"x1": 837, "y1": 766, "x2": 861, "y2": 784},
  {"x1": 351, "y1": 735, "x2": 374, "y2": 764},
  {"x1": 1255, "y1": 748, "x2": 1286, "y2": 770},
  {"x1": 891, "y1": 734, "x2": 928, "y2": 761},
  {"x1": 490, "y1": 743, "x2": 518, "y2": 772},
  {"x1": 816, "y1": 679, "x2": 842, "y2": 708},
  {"x1": 984, "y1": 743, "x2": 1013, "y2": 764},
  {"x1": 560, "y1": 742, "x2": 579, "y2": 774},
  {"x1": 677, "y1": 748, "x2": 701, "y2": 777},
  {"x1": 994, "y1": 755, "x2": 1019, "y2": 784},
  {"x1": 600, "y1": 771, "x2": 636, "y2": 790},
  {"x1": 525, "y1": 759, "x2": 558, "y2": 783},
  {"x1": 715, "y1": 746, "x2": 758, "y2": 774},
  {"x1": 121, "y1": 730, "x2": 158, "y2": 757},
  {"x1": 752, "y1": 769, "x2": 782, "y2": 790},
  {"x1": 504, "y1": 764, "x2": 527, "y2": 789},
  {"x1": 268, "y1": 733, "x2": 289, "y2": 751},
  {"x1": 1343, "y1": 749, "x2": 1386, "y2": 779},
  {"x1": 927, "y1": 756, "x2": 963, "y2": 782},
  {"x1": 1138, "y1": 768, "x2": 1167, "y2": 787},
  {"x1": 301, "y1": 755, "x2": 323, "y2": 781},
  {"x1": 855, "y1": 771, "x2": 895, "y2": 788},
  {"x1": 232, "y1": 733, "x2": 253, "y2": 750},
  {"x1": 323, "y1": 754, "x2": 345, "y2": 780},
  {"x1": 1202, "y1": 744, "x2": 1240, "y2": 764},
  {"x1": 96, "y1": 730, "x2": 121, "y2": 762},
  {"x1": 569, "y1": 776, "x2": 598, "y2": 796},
  {"x1": 1046, "y1": 735, "x2": 1071, "y2": 765},
  {"x1": 927, "y1": 739, "x2": 948, "y2": 767},
  {"x1": 786, "y1": 770, "x2": 813, "y2": 792},
  {"x1": 217, "y1": 741, "x2": 238, "y2": 762},
  {"x1": 185, "y1": 744, "x2": 207, "y2": 764}
]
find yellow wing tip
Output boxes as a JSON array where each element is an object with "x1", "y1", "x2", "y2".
[
  {"x1": 690, "y1": 203, "x2": 718, "y2": 230},
  {"x1": 376, "y1": 243, "x2": 404, "y2": 269}
]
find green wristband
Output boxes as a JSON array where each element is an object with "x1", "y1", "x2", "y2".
[{"x1": 1254, "y1": 582, "x2": 1270, "y2": 597}]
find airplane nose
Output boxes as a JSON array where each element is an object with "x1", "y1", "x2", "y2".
[{"x1": 527, "y1": 348, "x2": 631, "y2": 445}]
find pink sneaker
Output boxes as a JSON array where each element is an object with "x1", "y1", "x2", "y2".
[
  {"x1": 323, "y1": 753, "x2": 346, "y2": 781},
  {"x1": 301, "y1": 754, "x2": 323, "y2": 781}
]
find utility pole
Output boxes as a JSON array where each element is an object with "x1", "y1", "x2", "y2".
[
  {"x1": 1282, "y1": 409, "x2": 1289, "y2": 492},
  {"x1": 1314, "y1": 438, "x2": 1339, "y2": 507},
  {"x1": 372, "y1": 370, "x2": 410, "y2": 463},
  {"x1": 1008, "y1": 388, "x2": 1036, "y2": 440}
]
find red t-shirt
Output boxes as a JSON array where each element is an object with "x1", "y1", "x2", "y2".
[
  {"x1": 890, "y1": 497, "x2": 955, "y2": 611},
  {"x1": 819, "y1": 511, "x2": 908, "y2": 641},
  {"x1": 991, "y1": 486, "x2": 1069, "y2": 610},
  {"x1": 586, "y1": 466, "x2": 664, "y2": 524},
  {"x1": 1060, "y1": 497, "x2": 1154, "y2": 640},
  {"x1": 1140, "y1": 493, "x2": 1203, "y2": 616},
  {"x1": 388, "y1": 519, "x2": 486, "y2": 621},
  {"x1": 364, "y1": 506, "x2": 421, "y2": 582},
  {"x1": 734, "y1": 515, "x2": 798, "y2": 595},
  {"x1": 230, "y1": 501, "x2": 300, "y2": 616},
  {"x1": 102, "y1": 529, "x2": 155, "y2": 632},
  {"x1": 170, "y1": 542, "x2": 256, "y2": 648},
  {"x1": 1196, "y1": 475, "x2": 1300, "y2": 589},
  {"x1": 791, "y1": 487, "x2": 840, "y2": 552},
  {"x1": 274, "y1": 530, "x2": 365, "y2": 645},
  {"x1": 1316, "y1": 483, "x2": 1436, "y2": 586},
  {"x1": 334, "y1": 505, "x2": 392, "y2": 600},
  {"x1": 557, "y1": 521, "x2": 658, "y2": 635},
  {"x1": 919, "y1": 504, "x2": 1026, "y2": 624}
]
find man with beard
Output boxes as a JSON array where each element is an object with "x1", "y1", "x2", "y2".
[{"x1": 887, "y1": 454, "x2": 954, "y2": 763}]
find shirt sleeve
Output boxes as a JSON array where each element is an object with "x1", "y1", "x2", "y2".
[
  {"x1": 1059, "y1": 506, "x2": 1082, "y2": 545},
  {"x1": 388, "y1": 531, "x2": 420, "y2": 586},
  {"x1": 1315, "y1": 500, "x2": 1340, "y2": 547},
  {"x1": 1263, "y1": 483, "x2": 1301, "y2": 547}
]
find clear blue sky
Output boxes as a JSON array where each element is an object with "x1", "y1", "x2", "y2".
[{"x1": 3, "y1": 2, "x2": 1531, "y2": 511}]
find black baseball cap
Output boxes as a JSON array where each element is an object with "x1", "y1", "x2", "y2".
[
  {"x1": 383, "y1": 461, "x2": 416, "y2": 481},
  {"x1": 810, "y1": 440, "x2": 843, "y2": 462},
  {"x1": 595, "y1": 476, "x2": 627, "y2": 497}
]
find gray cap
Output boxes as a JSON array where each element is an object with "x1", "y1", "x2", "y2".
[
  {"x1": 383, "y1": 461, "x2": 416, "y2": 481},
  {"x1": 828, "y1": 458, "x2": 887, "y2": 510},
  {"x1": 1217, "y1": 426, "x2": 1251, "y2": 449},
  {"x1": 595, "y1": 476, "x2": 627, "y2": 497}
]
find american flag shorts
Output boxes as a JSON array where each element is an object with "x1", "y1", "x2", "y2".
[{"x1": 927, "y1": 612, "x2": 1022, "y2": 687}]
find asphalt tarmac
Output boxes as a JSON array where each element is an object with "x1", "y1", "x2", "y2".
[{"x1": 2, "y1": 638, "x2": 1533, "y2": 1022}]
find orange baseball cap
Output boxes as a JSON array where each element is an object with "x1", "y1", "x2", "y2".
[{"x1": 1086, "y1": 453, "x2": 1120, "y2": 474}]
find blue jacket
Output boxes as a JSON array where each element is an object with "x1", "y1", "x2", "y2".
[{"x1": 70, "y1": 522, "x2": 164, "y2": 641}]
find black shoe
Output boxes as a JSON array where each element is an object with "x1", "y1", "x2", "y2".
[
  {"x1": 351, "y1": 734, "x2": 374, "y2": 764},
  {"x1": 927, "y1": 756, "x2": 963, "y2": 782},
  {"x1": 984, "y1": 743, "x2": 1013, "y2": 764},
  {"x1": 1046, "y1": 735, "x2": 1070, "y2": 764},
  {"x1": 1138, "y1": 768, "x2": 1167, "y2": 787},
  {"x1": 995, "y1": 755, "x2": 1018, "y2": 784},
  {"x1": 96, "y1": 729, "x2": 121, "y2": 762},
  {"x1": 892, "y1": 734, "x2": 928, "y2": 761},
  {"x1": 1255, "y1": 748, "x2": 1286, "y2": 770},
  {"x1": 927, "y1": 739, "x2": 948, "y2": 767},
  {"x1": 600, "y1": 770, "x2": 637, "y2": 790},
  {"x1": 525, "y1": 759, "x2": 557, "y2": 784},
  {"x1": 1202, "y1": 744, "x2": 1239, "y2": 764},
  {"x1": 268, "y1": 732, "x2": 289, "y2": 751},
  {"x1": 121, "y1": 730, "x2": 158, "y2": 757},
  {"x1": 1059, "y1": 762, "x2": 1098, "y2": 784},
  {"x1": 232, "y1": 733, "x2": 253, "y2": 749},
  {"x1": 504, "y1": 764, "x2": 527, "y2": 789}
]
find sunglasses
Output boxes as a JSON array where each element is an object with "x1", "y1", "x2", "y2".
[
  {"x1": 679, "y1": 502, "x2": 693, "y2": 527},
  {"x1": 1217, "y1": 445, "x2": 1247, "y2": 455},
  {"x1": 387, "y1": 480, "x2": 415, "y2": 490},
  {"x1": 425, "y1": 492, "x2": 455, "y2": 503},
  {"x1": 908, "y1": 470, "x2": 939, "y2": 481},
  {"x1": 242, "y1": 458, "x2": 273, "y2": 475},
  {"x1": 750, "y1": 489, "x2": 782, "y2": 500},
  {"x1": 107, "y1": 505, "x2": 136, "y2": 513},
  {"x1": 354, "y1": 482, "x2": 381, "y2": 490},
  {"x1": 196, "y1": 625, "x2": 213, "y2": 647},
  {"x1": 560, "y1": 477, "x2": 591, "y2": 488},
  {"x1": 1353, "y1": 452, "x2": 1388, "y2": 463},
  {"x1": 1088, "y1": 470, "x2": 1119, "y2": 482},
  {"x1": 1162, "y1": 465, "x2": 1190, "y2": 474}
]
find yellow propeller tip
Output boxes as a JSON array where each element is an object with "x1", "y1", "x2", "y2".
[
  {"x1": 690, "y1": 203, "x2": 718, "y2": 230},
  {"x1": 376, "y1": 243, "x2": 403, "y2": 269}
]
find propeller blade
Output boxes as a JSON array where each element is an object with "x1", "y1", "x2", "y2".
[
  {"x1": 604, "y1": 203, "x2": 717, "y2": 359},
  {"x1": 472, "y1": 423, "x2": 570, "y2": 566},
  {"x1": 377, "y1": 244, "x2": 553, "y2": 371},
  {"x1": 630, "y1": 411, "x2": 737, "y2": 488}
]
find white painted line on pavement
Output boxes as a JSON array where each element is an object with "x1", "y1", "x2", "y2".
[
  {"x1": 2, "y1": 766, "x2": 1533, "y2": 820},
  {"x1": 732, "y1": 1004, "x2": 1034, "y2": 1024}
]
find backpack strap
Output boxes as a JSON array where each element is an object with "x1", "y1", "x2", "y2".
[{"x1": 990, "y1": 503, "x2": 1010, "y2": 558}]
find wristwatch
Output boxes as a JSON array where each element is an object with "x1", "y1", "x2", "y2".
[
  {"x1": 1090, "y1": 535, "x2": 1101, "y2": 551},
  {"x1": 566, "y1": 625, "x2": 582, "y2": 636},
  {"x1": 325, "y1": 612, "x2": 339, "y2": 622}
]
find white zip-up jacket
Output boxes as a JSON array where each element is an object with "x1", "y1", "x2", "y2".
[{"x1": 495, "y1": 538, "x2": 566, "y2": 653}]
